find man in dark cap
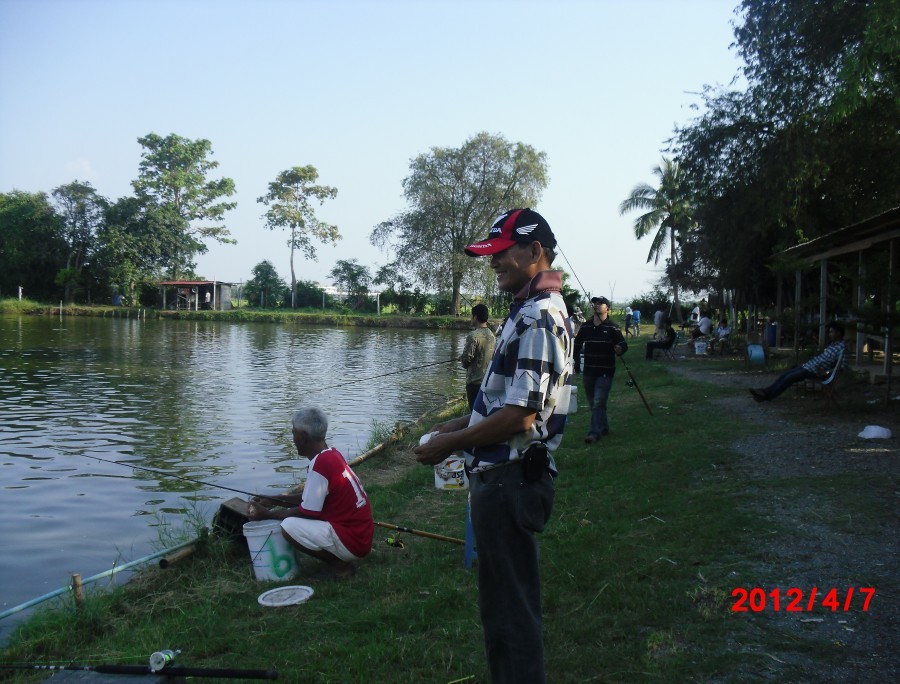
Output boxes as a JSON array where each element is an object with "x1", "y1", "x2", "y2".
[
  {"x1": 414, "y1": 208, "x2": 574, "y2": 684},
  {"x1": 574, "y1": 295, "x2": 627, "y2": 443}
]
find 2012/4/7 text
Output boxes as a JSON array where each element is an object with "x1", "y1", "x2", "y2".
[{"x1": 731, "y1": 587, "x2": 875, "y2": 612}]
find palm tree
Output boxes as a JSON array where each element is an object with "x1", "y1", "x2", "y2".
[{"x1": 619, "y1": 158, "x2": 693, "y2": 322}]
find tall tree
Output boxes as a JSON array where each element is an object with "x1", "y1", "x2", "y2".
[
  {"x1": 619, "y1": 158, "x2": 693, "y2": 321},
  {"x1": 257, "y1": 166, "x2": 340, "y2": 308},
  {"x1": 370, "y1": 132, "x2": 548, "y2": 315},
  {"x1": 0, "y1": 191, "x2": 66, "y2": 300},
  {"x1": 51, "y1": 181, "x2": 108, "y2": 303},
  {"x1": 132, "y1": 133, "x2": 237, "y2": 280}
]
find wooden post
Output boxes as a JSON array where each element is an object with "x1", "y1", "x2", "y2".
[
  {"x1": 856, "y1": 251, "x2": 865, "y2": 366},
  {"x1": 71, "y1": 573, "x2": 84, "y2": 609},
  {"x1": 819, "y1": 259, "x2": 828, "y2": 347},
  {"x1": 794, "y1": 270, "x2": 802, "y2": 365},
  {"x1": 886, "y1": 238, "x2": 896, "y2": 401}
]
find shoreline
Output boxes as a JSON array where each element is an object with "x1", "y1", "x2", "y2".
[{"x1": 10, "y1": 305, "x2": 479, "y2": 330}]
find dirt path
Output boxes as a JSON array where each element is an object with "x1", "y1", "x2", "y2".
[{"x1": 665, "y1": 360, "x2": 899, "y2": 682}]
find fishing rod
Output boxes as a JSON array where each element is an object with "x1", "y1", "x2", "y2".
[
  {"x1": 374, "y1": 521, "x2": 465, "y2": 545},
  {"x1": 76, "y1": 453, "x2": 462, "y2": 545},
  {"x1": 618, "y1": 354, "x2": 653, "y2": 416},
  {"x1": 76, "y1": 453, "x2": 295, "y2": 507},
  {"x1": 1, "y1": 663, "x2": 277, "y2": 680}
]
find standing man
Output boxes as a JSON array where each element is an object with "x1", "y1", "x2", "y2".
[
  {"x1": 414, "y1": 208, "x2": 574, "y2": 684},
  {"x1": 574, "y1": 296, "x2": 627, "y2": 444},
  {"x1": 248, "y1": 407, "x2": 374, "y2": 579},
  {"x1": 460, "y1": 303, "x2": 496, "y2": 410}
]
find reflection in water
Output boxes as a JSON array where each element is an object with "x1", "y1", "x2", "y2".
[{"x1": 0, "y1": 315, "x2": 465, "y2": 636}]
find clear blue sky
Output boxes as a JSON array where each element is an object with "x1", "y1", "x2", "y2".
[{"x1": 0, "y1": 0, "x2": 744, "y2": 302}]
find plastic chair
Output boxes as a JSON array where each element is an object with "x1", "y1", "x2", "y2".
[
  {"x1": 662, "y1": 332, "x2": 682, "y2": 360},
  {"x1": 817, "y1": 348, "x2": 846, "y2": 406}
]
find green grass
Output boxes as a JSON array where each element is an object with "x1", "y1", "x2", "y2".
[
  {"x1": 0, "y1": 343, "x2": 868, "y2": 682},
  {"x1": 0, "y1": 297, "x2": 46, "y2": 315}
]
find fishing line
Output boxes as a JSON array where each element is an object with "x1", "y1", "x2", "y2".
[
  {"x1": 556, "y1": 243, "x2": 591, "y2": 303},
  {"x1": 305, "y1": 358, "x2": 457, "y2": 395}
]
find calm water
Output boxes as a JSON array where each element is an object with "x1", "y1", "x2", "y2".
[{"x1": 0, "y1": 315, "x2": 466, "y2": 639}]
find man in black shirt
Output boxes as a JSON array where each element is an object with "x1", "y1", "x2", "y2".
[{"x1": 574, "y1": 296, "x2": 627, "y2": 444}]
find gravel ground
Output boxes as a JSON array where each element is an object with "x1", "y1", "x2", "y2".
[{"x1": 665, "y1": 359, "x2": 899, "y2": 683}]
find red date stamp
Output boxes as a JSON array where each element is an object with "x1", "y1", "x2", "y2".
[{"x1": 731, "y1": 587, "x2": 875, "y2": 612}]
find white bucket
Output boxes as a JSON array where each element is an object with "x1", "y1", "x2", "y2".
[
  {"x1": 694, "y1": 341, "x2": 708, "y2": 355},
  {"x1": 242, "y1": 520, "x2": 298, "y2": 581}
]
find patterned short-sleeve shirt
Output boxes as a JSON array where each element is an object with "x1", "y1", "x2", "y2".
[{"x1": 466, "y1": 283, "x2": 574, "y2": 475}]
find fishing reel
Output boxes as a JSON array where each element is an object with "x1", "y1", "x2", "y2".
[
  {"x1": 384, "y1": 536, "x2": 405, "y2": 549},
  {"x1": 625, "y1": 379, "x2": 635, "y2": 388}
]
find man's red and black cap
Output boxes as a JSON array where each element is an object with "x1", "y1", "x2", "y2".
[{"x1": 464, "y1": 208, "x2": 556, "y2": 256}]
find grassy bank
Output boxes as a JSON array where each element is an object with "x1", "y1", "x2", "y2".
[{"x1": 0, "y1": 348, "x2": 770, "y2": 683}]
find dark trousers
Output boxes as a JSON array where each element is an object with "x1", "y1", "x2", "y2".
[
  {"x1": 646, "y1": 340, "x2": 672, "y2": 359},
  {"x1": 466, "y1": 382, "x2": 481, "y2": 410},
  {"x1": 583, "y1": 374, "x2": 612, "y2": 436},
  {"x1": 763, "y1": 366, "x2": 816, "y2": 399},
  {"x1": 470, "y1": 463, "x2": 555, "y2": 684}
]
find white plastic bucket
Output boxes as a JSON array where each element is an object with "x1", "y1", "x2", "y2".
[
  {"x1": 694, "y1": 341, "x2": 708, "y2": 355},
  {"x1": 242, "y1": 520, "x2": 298, "y2": 581}
]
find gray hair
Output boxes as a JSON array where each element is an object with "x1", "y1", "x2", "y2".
[{"x1": 291, "y1": 407, "x2": 328, "y2": 439}]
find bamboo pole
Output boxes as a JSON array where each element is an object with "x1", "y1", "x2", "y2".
[{"x1": 71, "y1": 573, "x2": 84, "y2": 609}]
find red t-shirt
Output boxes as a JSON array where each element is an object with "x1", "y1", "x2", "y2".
[{"x1": 299, "y1": 447, "x2": 374, "y2": 558}]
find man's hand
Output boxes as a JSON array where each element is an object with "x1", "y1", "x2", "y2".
[
  {"x1": 414, "y1": 432, "x2": 457, "y2": 466},
  {"x1": 614, "y1": 344, "x2": 625, "y2": 356},
  {"x1": 246, "y1": 497, "x2": 268, "y2": 521}
]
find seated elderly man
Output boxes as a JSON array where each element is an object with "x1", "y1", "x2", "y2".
[{"x1": 248, "y1": 407, "x2": 374, "y2": 578}]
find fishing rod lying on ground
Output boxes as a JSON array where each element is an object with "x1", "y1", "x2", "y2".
[
  {"x1": 374, "y1": 521, "x2": 464, "y2": 545},
  {"x1": 1, "y1": 663, "x2": 277, "y2": 680},
  {"x1": 76, "y1": 453, "x2": 463, "y2": 545}
]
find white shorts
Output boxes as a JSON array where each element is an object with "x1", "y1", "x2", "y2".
[{"x1": 280, "y1": 518, "x2": 358, "y2": 562}]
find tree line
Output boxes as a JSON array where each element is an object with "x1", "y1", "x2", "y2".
[{"x1": 0, "y1": 129, "x2": 550, "y2": 315}]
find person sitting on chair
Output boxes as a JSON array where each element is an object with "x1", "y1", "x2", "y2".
[
  {"x1": 709, "y1": 317, "x2": 731, "y2": 353},
  {"x1": 646, "y1": 318, "x2": 677, "y2": 360},
  {"x1": 691, "y1": 310, "x2": 712, "y2": 340},
  {"x1": 749, "y1": 321, "x2": 848, "y2": 402}
]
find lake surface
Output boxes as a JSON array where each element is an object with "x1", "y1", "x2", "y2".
[{"x1": 0, "y1": 315, "x2": 466, "y2": 640}]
